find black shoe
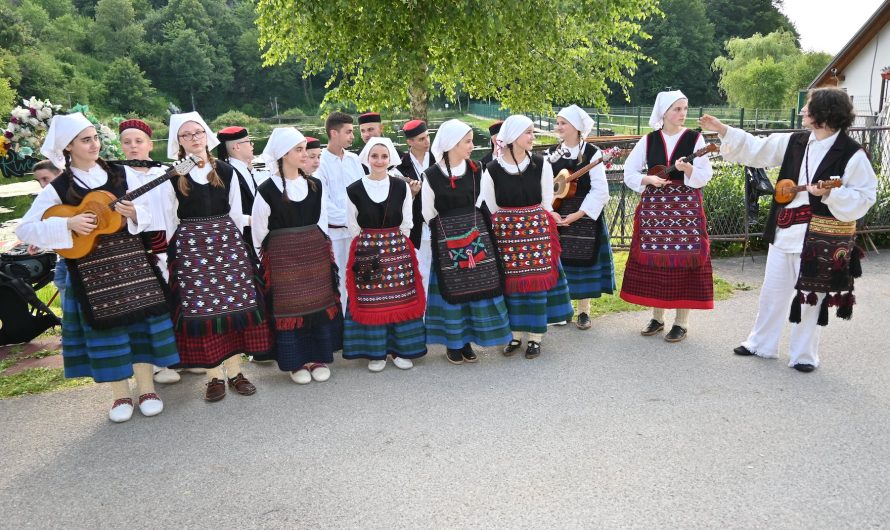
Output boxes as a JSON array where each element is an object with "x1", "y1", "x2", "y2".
[
  {"x1": 503, "y1": 339, "x2": 522, "y2": 356},
  {"x1": 793, "y1": 363, "x2": 816, "y2": 373},
  {"x1": 525, "y1": 341, "x2": 541, "y2": 359},
  {"x1": 664, "y1": 325, "x2": 687, "y2": 343},
  {"x1": 461, "y1": 343, "x2": 478, "y2": 363},
  {"x1": 733, "y1": 345, "x2": 756, "y2": 356},
  {"x1": 641, "y1": 319, "x2": 665, "y2": 336},
  {"x1": 575, "y1": 312, "x2": 591, "y2": 330},
  {"x1": 446, "y1": 348, "x2": 464, "y2": 365}
]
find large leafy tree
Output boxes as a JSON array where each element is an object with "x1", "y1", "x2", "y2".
[
  {"x1": 102, "y1": 57, "x2": 162, "y2": 114},
  {"x1": 707, "y1": 0, "x2": 799, "y2": 48},
  {"x1": 256, "y1": 0, "x2": 660, "y2": 119}
]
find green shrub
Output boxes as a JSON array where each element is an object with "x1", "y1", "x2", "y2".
[{"x1": 210, "y1": 110, "x2": 261, "y2": 132}]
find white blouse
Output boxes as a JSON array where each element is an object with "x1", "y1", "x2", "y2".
[
  {"x1": 477, "y1": 155, "x2": 555, "y2": 213},
  {"x1": 251, "y1": 176, "x2": 329, "y2": 256},
  {"x1": 347, "y1": 176, "x2": 413, "y2": 238},
  {"x1": 124, "y1": 165, "x2": 178, "y2": 243},
  {"x1": 623, "y1": 128, "x2": 713, "y2": 193}
]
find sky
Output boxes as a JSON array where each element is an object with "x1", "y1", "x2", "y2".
[{"x1": 780, "y1": 0, "x2": 886, "y2": 54}]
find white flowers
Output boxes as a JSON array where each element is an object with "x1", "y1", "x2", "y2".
[{"x1": 2, "y1": 97, "x2": 62, "y2": 152}]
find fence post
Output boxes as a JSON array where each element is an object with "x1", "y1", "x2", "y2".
[
  {"x1": 739, "y1": 108, "x2": 745, "y2": 129},
  {"x1": 754, "y1": 108, "x2": 758, "y2": 130},
  {"x1": 699, "y1": 107, "x2": 704, "y2": 119},
  {"x1": 596, "y1": 113, "x2": 601, "y2": 136},
  {"x1": 636, "y1": 106, "x2": 642, "y2": 135},
  {"x1": 790, "y1": 108, "x2": 796, "y2": 128}
]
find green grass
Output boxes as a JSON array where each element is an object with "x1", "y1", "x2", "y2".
[
  {"x1": 584, "y1": 251, "x2": 737, "y2": 318},
  {"x1": 0, "y1": 194, "x2": 38, "y2": 223},
  {"x1": 0, "y1": 367, "x2": 91, "y2": 399}
]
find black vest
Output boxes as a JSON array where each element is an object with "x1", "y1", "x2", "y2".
[
  {"x1": 548, "y1": 143, "x2": 599, "y2": 198},
  {"x1": 256, "y1": 176, "x2": 323, "y2": 231},
  {"x1": 395, "y1": 151, "x2": 427, "y2": 247},
  {"x1": 764, "y1": 131, "x2": 863, "y2": 243},
  {"x1": 174, "y1": 160, "x2": 236, "y2": 219},
  {"x1": 50, "y1": 163, "x2": 127, "y2": 206},
  {"x1": 486, "y1": 154, "x2": 545, "y2": 208},
  {"x1": 232, "y1": 165, "x2": 258, "y2": 216},
  {"x1": 645, "y1": 129, "x2": 699, "y2": 181},
  {"x1": 346, "y1": 177, "x2": 407, "y2": 229},
  {"x1": 424, "y1": 161, "x2": 482, "y2": 216}
]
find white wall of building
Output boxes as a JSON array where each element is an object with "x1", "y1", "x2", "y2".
[{"x1": 837, "y1": 22, "x2": 890, "y2": 117}]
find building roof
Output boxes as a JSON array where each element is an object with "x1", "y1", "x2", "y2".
[{"x1": 810, "y1": 0, "x2": 890, "y2": 88}]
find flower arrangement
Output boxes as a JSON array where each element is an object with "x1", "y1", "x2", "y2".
[
  {"x1": 68, "y1": 104, "x2": 123, "y2": 160},
  {"x1": 1, "y1": 97, "x2": 62, "y2": 158}
]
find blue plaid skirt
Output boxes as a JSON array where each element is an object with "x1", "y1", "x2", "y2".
[
  {"x1": 425, "y1": 270, "x2": 512, "y2": 349},
  {"x1": 503, "y1": 265, "x2": 574, "y2": 334}
]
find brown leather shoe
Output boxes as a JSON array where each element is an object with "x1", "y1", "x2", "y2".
[
  {"x1": 227, "y1": 373, "x2": 257, "y2": 396},
  {"x1": 204, "y1": 378, "x2": 226, "y2": 402}
]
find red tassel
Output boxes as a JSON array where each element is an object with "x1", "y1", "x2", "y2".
[
  {"x1": 449, "y1": 176, "x2": 457, "y2": 189},
  {"x1": 467, "y1": 253, "x2": 476, "y2": 268},
  {"x1": 326, "y1": 305, "x2": 339, "y2": 320},
  {"x1": 806, "y1": 291, "x2": 818, "y2": 305},
  {"x1": 797, "y1": 290, "x2": 806, "y2": 304}
]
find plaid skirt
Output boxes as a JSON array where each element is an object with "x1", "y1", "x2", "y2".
[
  {"x1": 343, "y1": 309, "x2": 427, "y2": 361},
  {"x1": 272, "y1": 312, "x2": 343, "y2": 372},
  {"x1": 504, "y1": 265, "x2": 574, "y2": 334},
  {"x1": 61, "y1": 284, "x2": 179, "y2": 383},
  {"x1": 563, "y1": 219, "x2": 616, "y2": 300},
  {"x1": 620, "y1": 258, "x2": 714, "y2": 309},
  {"x1": 425, "y1": 269, "x2": 512, "y2": 349}
]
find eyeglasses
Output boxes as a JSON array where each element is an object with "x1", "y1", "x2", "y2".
[
  {"x1": 236, "y1": 140, "x2": 254, "y2": 146},
  {"x1": 178, "y1": 130, "x2": 206, "y2": 141}
]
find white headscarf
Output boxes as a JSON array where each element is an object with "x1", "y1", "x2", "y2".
[
  {"x1": 261, "y1": 127, "x2": 306, "y2": 176},
  {"x1": 358, "y1": 137, "x2": 400, "y2": 168},
  {"x1": 40, "y1": 113, "x2": 94, "y2": 169},
  {"x1": 649, "y1": 90, "x2": 687, "y2": 130},
  {"x1": 167, "y1": 112, "x2": 219, "y2": 160},
  {"x1": 431, "y1": 119, "x2": 472, "y2": 162},
  {"x1": 557, "y1": 105, "x2": 594, "y2": 138},
  {"x1": 495, "y1": 115, "x2": 534, "y2": 149}
]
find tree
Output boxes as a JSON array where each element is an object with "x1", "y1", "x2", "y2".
[
  {"x1": 629, "y1": 0, "x2": 720, "y2": 105},
  {"x1": 153, "y1": 19, "x2": 219, "y2": 111},
  {"x1": 713, "y1": 31, "x2": 831, "y2": 109},
  {"x1": 707, "y1": 0, "x2": 798, "y2": 48},
  {"x1": 94, "y1": 0, "x2": 146, "y2": 59},
  {"x1": 102, "y1": 57, "x2": 161, "y2": 114},
  {"x1": 0, "y1": 77, "x2": 15, "y2": 117},
  {"x1": 256, "y1": 0, "x2": 661, "y2": 119}
]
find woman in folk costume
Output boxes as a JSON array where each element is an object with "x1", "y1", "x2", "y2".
[
  {"x1": 16, "y1": 114, "x2": 178, "y2": 422},
  {"x1": 478, "y1": 115, "x2": 573, "y2": 359},
  {"x1": 620, "y1": 90, "x2": 714, "y2": 343},
  {"x1": 700, "y1": 88, "x2": 877, "y2": 372},
  {"x1": 547, "y1": 105, "x2": 616, "y2": 330},
  {"x1": 343, "y1": 137, "x2": 427, "y2": 372},
  {"x1": 251, "y1": 127, "x2": 342, "y2": 384},
  {"x1": 118, "y1": 118, "x2": 183, "y2": 385},
  {"x1": 422, "y1": 119, "x2": 512, "y2": 365},
  {"x1": 166, "y1": 112, "x2": 270, "y2": 401}
]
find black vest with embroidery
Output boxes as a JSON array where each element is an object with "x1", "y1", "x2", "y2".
[
  {"x1": 548, "y1": 143, "x2": 599, "y2": 198},
  {"x1": 346, "y1": 177, "x2": 407, "y2": 229},
  {"x1": 257, "y1": 176, "x2": 323, "y2": 230},
  {"x1": 50, "y1": 163, "x2": 127, "y2": 205},
  {"x1": 645, "y1": 129, "x2": 699, "y2": 181},
  {"x1": 486, "y1": 154, "x2": 545, "y2": 207},
  {"x1": 174, "y1": 161, "x2": 235, "y2": 219},
  {"x1": 424, "y1": 161, "x2": 482, "y2": 215},
  {"x1": 395, "y1": 151, "x2": 426, "y2": 247}
]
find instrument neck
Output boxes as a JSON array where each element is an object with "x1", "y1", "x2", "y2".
[{"x1": 110, "y1": 168, "x2": 175, "y2": 206}]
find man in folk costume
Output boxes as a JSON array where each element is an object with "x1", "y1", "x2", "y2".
[
  {"x1": 216, "y1": 126, "x2": 265, "y2": 260},
  {"x1": 479, "y1": 121, "x2": 503, "y2": 169},
  {"x1": 547, "y1": 105, "x2": 616, "y2": 330},
  {"x1": 701, "y1": 87, "x2": 877, "y2": 372},
  {"x1": 621, "y1": 90, "x2": 715, "y2": 343},
  {"x1": 16, "y1": 113, "x2": 178, "y2": 422},
  {"x1": 478, "y1": 114, "x2": 574, "y2": 359},
  {"x1": 316, "y1": 112, "x2": 365, "y2": 312},
  {"x1": 118, "y1": 119, "x2": 183, "y2": 385},
  {"x1": 393, "y1": 119, "x2": 432, "y2": 296}
]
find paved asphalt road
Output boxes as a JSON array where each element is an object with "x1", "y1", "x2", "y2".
[{"x1": 2, "y1": 253, "x2": 889, "y2": 529}]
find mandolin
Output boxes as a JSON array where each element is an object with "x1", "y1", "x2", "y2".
[
  {"x1": 647, "y1": 143, "x2": 719, "y2": 182},
  {"x1": 552, "y1": 146, "x2": 625, "y2": 210},
  {"x1": 43, "y1": 155, "x2": 203, "y2": 259},
  {"x1": 774, "y1": 175, "x2": 842, "y2": 204}
]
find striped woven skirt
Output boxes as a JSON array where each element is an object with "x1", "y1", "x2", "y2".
[
  {"x1": 61, "y1": 284, "x2": 179, "y2": 383},
  {"x1": 563, "y1": 218, "x2": 616, "y2": 300},
  {"x1": 273, "y1": 312, "x2": 343, "y2": 371},
  {"x1": 343, "y1": 310, "x2": 427, "y2": 361},
  {"x1": 503, "y1": 264, "x2": 574, "y2": 334},
  {"x1": 425, "y1": 269, "x2": 512, "y2": 349}
]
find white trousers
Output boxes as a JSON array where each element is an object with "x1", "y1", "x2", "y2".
[
  {"x1": 417, "y1": 237, "x2": 432, "y2": 299},
  {"x1": 330, "y1": 230, "x2": 353, "y2": 315},
  {"x1": 741, "y1": 244, "x2": 823, "y2": 367}
]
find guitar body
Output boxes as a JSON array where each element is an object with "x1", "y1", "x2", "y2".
[
  {"x1": 41, "y1": 190, "x2": 125, "y2": 259},
  {"x1": 552, "y1": 168, "x2": 579, "y2": 211},
  {"x1": 647, "y1": 165, "x2": 671, "y2": 180},
  {"x1": 774, "y1": 178, "x2": 798, "y2": 204}
]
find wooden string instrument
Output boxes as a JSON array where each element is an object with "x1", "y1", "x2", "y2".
[
  {"x1": 774, "y1": 175, "x2": 842, "y2": 204},
  {"x1": 552, "y1": 146, "x2": 625, "y2": 210},
  {"x1": 43, "y1": 155, "x2": 202, "y2": 259},
  {"x1": 647, "y1": 143, "x2": 719, "y2": 181}
]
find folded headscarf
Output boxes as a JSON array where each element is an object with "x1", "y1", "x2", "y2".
[
  {"x1": 261, "y1": 127, "x2": 307, "y2": 176},
  {"x1": 495, "y1": 115, "x2": 534, "y2": 149},
  {"x1": 557, "y1": 105, "x2": 594, "y2": 138},
  {"x1": 358, "y1": 137, "x2": 401, "y2": 168},
  {"x1": 167, "y1": 112, "x2": 219, "y2": 160},
  {"x1": 649, "y1": 90, "x2": 687, "y2": 130},
  {"x1": 40, "y1": 113, "x2": 94, "y2": 169},
  {"x1": 430, "y1": 119, "x2": 472, "y2": 162}
]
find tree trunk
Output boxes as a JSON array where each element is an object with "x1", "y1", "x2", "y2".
[
  {"x1": 408, "y1": 66, "x2": 428, "y2": 121},
  {"x1": 302, "y1": 76, "x2": 311, "y2": 108}
]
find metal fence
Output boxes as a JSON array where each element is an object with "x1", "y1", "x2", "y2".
[{"x1": 574, "y1": 126, "x2": 890, "y2": 249}]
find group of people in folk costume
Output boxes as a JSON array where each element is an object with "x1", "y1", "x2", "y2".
[{"x1": 15, "y1": 86, "x2": 877, "y2": 423}]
